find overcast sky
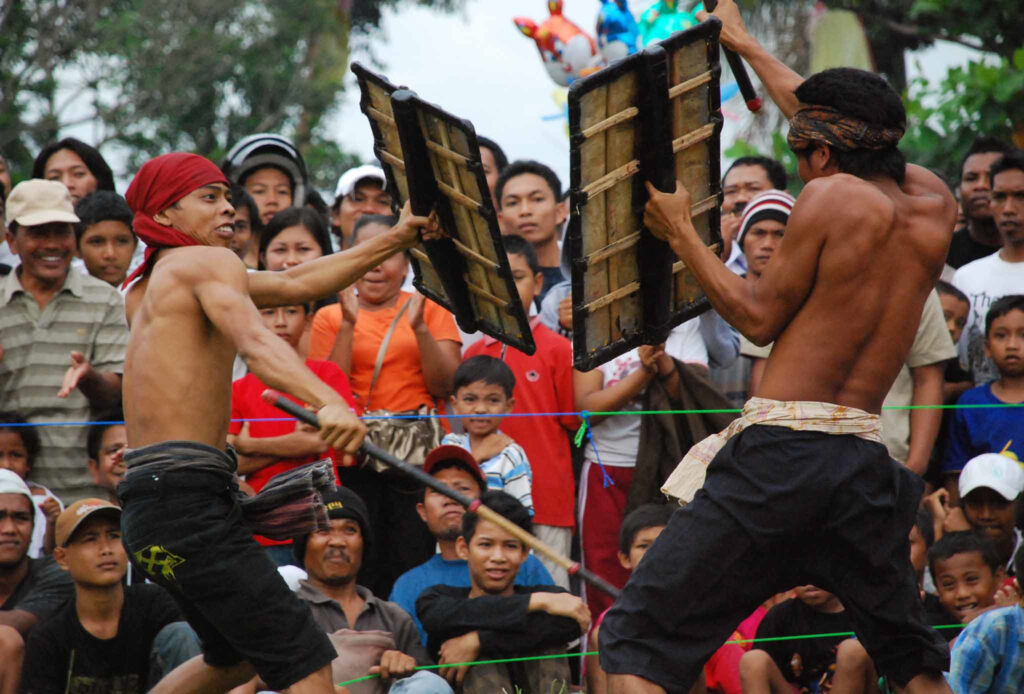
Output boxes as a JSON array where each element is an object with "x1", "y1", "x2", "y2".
[{"x1": 327, "y1": 0, "x2": 981, "y2": 188}]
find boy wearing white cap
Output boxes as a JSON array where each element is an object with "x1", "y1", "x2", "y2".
[
  {"x1": 958, "y1": 453, "x2": 1024, "y2": 574},
  {"x1": 331, "y1": 165, "x2": 392, "y2": 250}
]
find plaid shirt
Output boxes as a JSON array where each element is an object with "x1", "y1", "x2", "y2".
[{"x1": 948, "y1": 605, "x2": 1024, "y2": 694}]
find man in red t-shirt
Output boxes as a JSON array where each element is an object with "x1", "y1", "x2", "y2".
[
  {"x1": 229, "y1": 303, "x2": 357, "y2": 566},
  {"x1": 463, "y1": 235, "x2": 578, "y2": 587}
]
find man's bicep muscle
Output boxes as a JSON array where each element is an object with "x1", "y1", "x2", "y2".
[{"x1": 190, "y1": 252, "x2": 267, "y2": 353}]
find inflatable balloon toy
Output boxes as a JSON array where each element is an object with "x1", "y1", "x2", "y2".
[
  {"x1": 639, "y1": 0, "x2": 701, "y2": 46},
  {"x1": 514, "y1": 1, "x2": 604, "y2": 87},
  {"x1": 596, "y1": 0, "x2": 640, "y2": 63}
]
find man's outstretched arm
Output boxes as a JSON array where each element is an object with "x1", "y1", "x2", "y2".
[
  {"x1": 192, "y1": 249, "x2": 365, "y2": 453},
  {"x1": 247, "y1": 202, "x2": 437, "y2": 308},
  {"x1": 697, "y1": 0, "x2": 804, "y2": 118},
  {"x1": 644, "y1": 178, "x2": 841, "y2": 345}
]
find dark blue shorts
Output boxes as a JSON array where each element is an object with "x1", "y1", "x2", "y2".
[
  {"x1": 118, "y1": 442, "x2": 335, "y2": 690},
  {"x1": 599, "y1": 425, "x2": 949, "y2": 692}
]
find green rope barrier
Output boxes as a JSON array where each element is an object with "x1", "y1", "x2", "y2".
[{"x1": 335, "y1": 624, "x2": 966, "y2": 687}]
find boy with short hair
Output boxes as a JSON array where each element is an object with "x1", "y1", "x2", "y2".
[
  {"x1": 943, "y1": 295, "x2": 1024, "y2": 480},
  {"x1": 416, "y1": 491, "x2": 588, "y2": 693},
  {"x1": 74, "y1": 190, "x2": 138, "y2": 287},
  {"x1": 20, "y1": 499, "x2": 194, "y2": 693},
  {"x1": 928, "y1": 531, "x2": 1004, "y2": 643},
  {"x1": 442, "y1": 355, "x2": 533, "y2": 514},
  {"x1": 947, "y1": 547, "x2": 1024, "y2": 693},
  {"x1": 462, "y1": 235, "x2": 577, "y2": 587},
  {"x1": 495, "y1": 161, "x2": 567, "y2": 302},
  {"x1": 85, "y1": 407, "x2": 128, "y2": 504},
  {"x1": 935, "y1": 281, "x2": 973, "y2": 402}
]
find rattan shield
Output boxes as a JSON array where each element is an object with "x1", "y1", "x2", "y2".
[
  {"x1": 567, "y1": 19, "x2": 724, "y2": 371},
  {"x1": 352, "y1": 63, "x2": 536, "y2": 355}
]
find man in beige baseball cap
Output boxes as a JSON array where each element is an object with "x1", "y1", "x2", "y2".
[
  {"x1": 53, "y1": 498, "x2": 121, "y2": 548},
  {"x1": 1, "y1": 180, "x2": 127, "y2": 503}
]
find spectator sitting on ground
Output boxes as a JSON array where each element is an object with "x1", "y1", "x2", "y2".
[
  {"x1": 739, "y1": 585, "x2": 878, "y2": 694},
  {"x1": 943, "y1": 295, "x2": 1024, "y2": 485},
  {"x1": 495, "y1": 161, "x2": 567, "y2": 303},
  {"x1": 953, "y1": 150, "x2": 1024, "y2": 384},
  {"x1": 310, "y1": 213, "x2": 460, "y2": 597},
  {"x1": 292, "y1": 485, "x2": 451, "y2": 694},
  {"x1": 945, "y1": 137, "x2": 1014, "y2": 270},
  {"x1": 927, "y1": 453, "x2": 1024, "y2": 576},
  {"x1": 330, "y1": 165, "x2": 392, "y2": 251},
  {"x1": 388, "y1": 445, "x2": 552, "y2": 646},
  {"x1": 228, "y1": 302, "x2": 356, "y2": 567},
  {"x1": 0, "y1": 470, "x2": 74, "y2": 692},
  {"x1": 32, "y1": 137, "x2": 116, "y2": 206},
  {"x1": 947, "y1": 546, "x2": 1024, "y2": 693},
  {"x1": 441, "y1": 356, "x2": 533, "y2": 514},
  {"x1": 20, "y1": 499, "x2": 199, "y2": 694},
  {"x1": 926, "y1": 531, "x2": 1004, "y2": 644},
  {"x1": 85, "y1": 407, "x2": 127, "y2": 505},
  {"x1": 2, "y1": 180, "x2": 127, "y2": 503},
  {"x1": 229, "y1": 185, "x2": 261, "y2": 269},
  {"x1": 461, "y1": 235, "x2": 577, "y2": 587},
  {"x1": 586, "y1": 504, "x2": 675, "y2": 694},
  {"x1": 73, "y1": 191, "x2": 138, "y2": 287},
  {"x1": 416, "y1": 491, "x2": 589, "y2": 694},
  {"x1": 0, "y1": 412, "x2": 61, "y2": 556}
]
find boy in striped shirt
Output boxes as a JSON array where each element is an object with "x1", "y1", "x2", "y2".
[{"x1": 442, "y1": 356, "x2": 534, "y2": 515}]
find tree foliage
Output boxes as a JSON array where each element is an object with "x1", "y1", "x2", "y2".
[{"x1": 1, "y1": 0, "x2": 460, "y2": 189}]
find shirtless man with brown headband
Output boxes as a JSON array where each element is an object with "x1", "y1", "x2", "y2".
[{"x1": 599, "y1": 2, "x2": 957, "y2": 693}]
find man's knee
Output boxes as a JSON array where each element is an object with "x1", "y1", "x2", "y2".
[
  {"x1": 739, "y1": 648, "x2": 777, "y2": 679},
  {"x1": 836, "y1": 638, "x2": 873, "y2": 672},
  {"x1": 149, "y1": 621, "x2": 203, "y2": 687},
  {"x1": 0, "y1": 626, "x2": 24, "y2": 655},
  {"x1": 0, "y1": 626, "x2": 25, "y2": 684}
]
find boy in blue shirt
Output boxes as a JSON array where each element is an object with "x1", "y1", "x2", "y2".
[{"x1": 943, "y1": 295, "x2": 1024, "y2": 485}]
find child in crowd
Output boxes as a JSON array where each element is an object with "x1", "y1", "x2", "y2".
[
  {"x1": 587, "y1": 504, "x2": 674, "y2": 694},
  {"x1": 926, "y1": 531, "x2": 1004, "y2": 643},
  {"x1": 442, "y1": 355, "x2": 533, "y2": 514},
  {"x1": 461, "y1": 235, "x2": 577, "y2": 587},
  {"x1": 947, "y1": 548, "x2": 1024, "y2": 693},
  {"x1": 943, "y1": 295, "x2": 1024, "y2": 486},
  {"x1": 910, "y1": 507, "x2": 935, "y2": 593},
  {"x1": 85, "y1": 407, "x2": 128, "y2": 503},
  {"x1": 416, "y1": 491, "x2": 587, "y2": 694},
  {"x1": 228, "y1": 303, "x2": 356, "y2": 566},
  {"x1": 739, "y1": 585, "x2": 877, "y2": 693},
  {"x1": 229, "y1": 184, "x2": 261, "y2": 269},
  {"x1": 0, "y1": 411, "x2": 62, "y2": 556},
  {"x1": 936, "y1": 280, "x2": 973, "y2": 402},
  {"x1": 73, "y1": 190, "x2": 138, "y2": 287}
]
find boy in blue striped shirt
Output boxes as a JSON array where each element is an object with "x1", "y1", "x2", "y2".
[{"x1": 442, "y1": 356, "x2": 534, "y2": 515}]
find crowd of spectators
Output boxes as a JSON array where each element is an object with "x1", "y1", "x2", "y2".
[{"x1": 0, "y1": 120, "x2": 1021, "y2": 694}]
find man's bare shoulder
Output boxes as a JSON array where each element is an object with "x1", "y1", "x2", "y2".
[
  {"x1": 154, "y1": 246, "x2": 247, "y2": 286},
  {"x1": 795, "y1": 174, "x2": 893, "y2": 232}
]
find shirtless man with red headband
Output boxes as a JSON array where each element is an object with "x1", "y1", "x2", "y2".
[
  {"x1": 599, "y1": 2, "x2": 957, "y2": 693},
  {"x1": 117, "y1": 152, "x2": 436, "y2": 693}
]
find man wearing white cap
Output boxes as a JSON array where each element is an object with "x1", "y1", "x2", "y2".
[
  {"x1": 0, "y1": 468, "x2": 74, "y2": 692},
  {"x1": 0, "y1": 180, "x2": 128, "y2": 502},
  {"x1": 331, "y1": 165, "x2": 393, "y2": 251},
  {"x1": 958, "y1": 453, "x2": 1024, "y2": 573}
]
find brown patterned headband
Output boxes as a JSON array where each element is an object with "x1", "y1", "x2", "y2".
[{"x1": 787, "y1": 105, "x2": 905, "y2": 153}]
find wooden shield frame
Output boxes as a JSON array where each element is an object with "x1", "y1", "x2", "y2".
[
  {"x1": 567, "y1": 19, "x2": 724, "y2": 370},
  {"x1": 352, "y1": 63, "x2": 536, "y2": 355}
]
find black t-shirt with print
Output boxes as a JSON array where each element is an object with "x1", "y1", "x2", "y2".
[{"x1": 20, "y1": 583, "x2": 182, "y2": 694}]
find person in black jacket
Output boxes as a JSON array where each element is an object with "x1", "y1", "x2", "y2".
[{"x1": 416, "y1": 491, "x2": 589, "y2": 692}]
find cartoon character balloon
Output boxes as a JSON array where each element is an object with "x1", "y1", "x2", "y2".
[
  {"x1": 639, "y1": 0, "x2": 701, "y2": 46},
  {"x1": 514, "y1": 1, "x2": 604, "y2": 87},
  {"x1": 597, "y1": 0, "x2": 640, "y2": 63}
]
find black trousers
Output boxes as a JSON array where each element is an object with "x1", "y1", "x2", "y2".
[{"x1": 600, "y1": 425, "x2": 949, "y2": 692}]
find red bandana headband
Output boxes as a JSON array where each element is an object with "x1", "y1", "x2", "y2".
[{"x1": 122, "y1": 152, "x2": 230, "y2": 288}]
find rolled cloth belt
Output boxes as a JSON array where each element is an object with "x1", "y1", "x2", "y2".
[
  {"x1": 787, "y1": 104, "x2": 905, "y2": 153},
  {"x1": 124, "y1": 441, "x2": 334, "y2": 541}
]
